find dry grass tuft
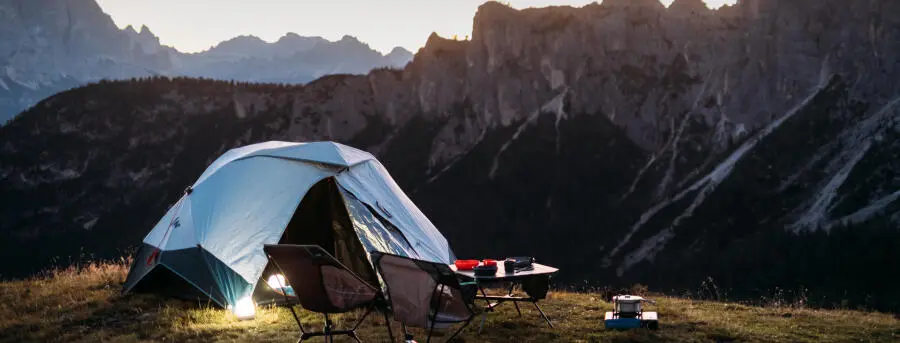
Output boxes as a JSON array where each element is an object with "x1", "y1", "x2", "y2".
[
  {"x1": 1, "y1": 261, "x2": 898, "y2": 342},
  {"x1": 39, "y1": 257, "x2": 132, "y2": 285}
]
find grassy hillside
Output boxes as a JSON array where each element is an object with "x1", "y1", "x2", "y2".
[{"x1": 1, "y1": 260, "x2": 897, "y2": 343}]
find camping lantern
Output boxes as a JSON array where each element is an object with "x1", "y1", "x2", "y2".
[
  {"x1": 232, "y1": 296, "x2": 257, "y2": 320},
  {"x1": 266, "y1": 274, "x2": 288, "y2": 290},
  {"x1": 265, "y1": 273, "x2": 296, "y2": 297}
]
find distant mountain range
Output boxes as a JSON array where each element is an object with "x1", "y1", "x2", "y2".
[
  {"x1": 0, "y1": 0, "x2": 413, "y2": 123},
  {"x1": 2, "y1": 0, "x2": 900, "y2": 312}
]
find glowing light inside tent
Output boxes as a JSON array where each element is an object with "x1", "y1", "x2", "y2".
[
  {"x1": 266, "y1": 274, "x2": 288, "y2": 290},
  {"x1": 232, "y1": 296, "x2": 256, "y2": 320}
]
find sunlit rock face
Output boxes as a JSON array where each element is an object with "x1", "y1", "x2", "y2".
[
  {"x1": 0, "y1": 0, "x2": 413, "y2": 124},
  {"x1": 2, "y1": 0, "x2": 900, "y2": 310}
]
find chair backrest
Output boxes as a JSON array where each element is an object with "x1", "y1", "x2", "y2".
[
  {"x1": 263, "y1": 244, "x2": 379, "y2": 314},
  {"x1": 371, "y1": 252, "x2": 474, "y2": 329}
]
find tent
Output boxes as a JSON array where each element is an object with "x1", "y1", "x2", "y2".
[{"x1": 122, "y1": 141, "x2": 454, "y2": 309}]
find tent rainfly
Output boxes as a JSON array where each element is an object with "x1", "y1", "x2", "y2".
[{"x1": 122, "y1": 141, "x2": 455, "y2": 310}]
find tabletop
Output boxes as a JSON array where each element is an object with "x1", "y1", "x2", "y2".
[{"x1": 450, "y1": 262, "x2": 558, "y2": 281}]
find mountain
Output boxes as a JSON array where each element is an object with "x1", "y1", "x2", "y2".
[
  {"x1": 0, "y1": 0, "x2": 413, "y2": 124},
  {"x1": 2, "y1": 0, "x2": 900, "y2": 311},
  {"x1": 198, "y1": 33, "x2": 327, "y2": 60},
  {"x1": 386, "y1": 47, "x2": 414, "y2": 68},
  {"x1": 174, "y1": 34, "x2": 410, "y2": 85},
  {"x1": 0, "y1": 0, "x2": 171, "y2": 124}
]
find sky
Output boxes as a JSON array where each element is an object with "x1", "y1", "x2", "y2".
[{"x1": 95, "y1": 0, "x2": 738, "y2": 55}]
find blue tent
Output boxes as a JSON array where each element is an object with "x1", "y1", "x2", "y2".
[{"x1": 123, "y1": 141, "x2": 454, "y2": 308}]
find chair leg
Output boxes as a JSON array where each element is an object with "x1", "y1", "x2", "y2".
[
  {"x1": 427, "y1": 284, "x2": 445, "y2": 343},
  {"x1": 383, "y1": 311, "x2": 394, "y2": 342},
  {"x1": 289, "y1": 306, "x2": 308, "y2": 335},
  {"x1": 445, "y1": 315, "x2": 473, "y2": 342},
  {"x1": 352, "y1": 304, "x2": 375, "y2": 331},
  {"x1": 324, "y1": 313, "x2": 331, "y2": 343},
  {"x1": 294, "y1": 312, "x2": 369, "y2": 343},
  {"x1": 298, "y1": 330, "x2": 316, "y2": 342},
  {"x1": 402, "y1": 324, "x2": 413, "y2": 342},
  {"x1": 477, "y1": 283, "x2": 492, "y2": 334},
  {"x1": 478, "y1": 311, "x2": 487, "y2": 334},
  {"x1": 427, "y1": 316, "x2": 437, "y2": 343}
]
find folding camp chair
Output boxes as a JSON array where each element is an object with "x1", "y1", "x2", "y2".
[
  {"x1": 264, "y1": 244, "x2": 393, "y2": 342},
  {"x1": 371, "y1": 252, "x2": 476, "y2": 343}
]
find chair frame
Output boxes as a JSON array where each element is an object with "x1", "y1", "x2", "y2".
[
  {"x1": 371, "y1": 252, "x2": 476, "y2": 343},
  {"x1": 265, "y1": 244, "x2": 395, "y2": 343}
]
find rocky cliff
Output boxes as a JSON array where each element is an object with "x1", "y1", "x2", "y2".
[
  {"x1": 0, "y1": 0, "x2": 412, "y2": 123},
  {"x1": 2, "y1": 0, "x2": 900, "y2": 310}
]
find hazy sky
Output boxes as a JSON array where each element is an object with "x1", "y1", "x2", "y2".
[{"x1": 96, "y1": 0, "x2": 738, "y2": 54}]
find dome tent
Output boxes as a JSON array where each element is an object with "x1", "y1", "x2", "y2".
[{"x1": 122, "y1": 141, "x2": 454, "y2": 309}]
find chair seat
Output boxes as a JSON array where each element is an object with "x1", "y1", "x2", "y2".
[
  {"x1": 264, "y1": 244, "x2": 393, "y2": 342},
  {"x1": 371, "y1": 251, "x2": 476, "y2": 342}
]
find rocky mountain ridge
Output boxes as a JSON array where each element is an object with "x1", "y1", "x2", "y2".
[
  {"x1": 1, "y1": 0, "x2": 899, "y2": 310},
  {"x1": 0, "y1": 0, "x2": 413, "y2": 123}
]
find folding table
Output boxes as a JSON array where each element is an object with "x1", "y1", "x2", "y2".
[{"x1": 451, "y1": 263, "x2": 558, "y2": 333}]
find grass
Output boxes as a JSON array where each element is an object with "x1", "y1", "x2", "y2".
[{"x1": 1, "y1": 260, "x2": 898, "y2": 342}]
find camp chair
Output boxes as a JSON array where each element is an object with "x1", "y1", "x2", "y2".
[
  {"x1": 263, "y1": 244, "x2": 393, "y2": 342},
  {"x1": 371, "y1": 252, "x2": 476, "y2": 343}
]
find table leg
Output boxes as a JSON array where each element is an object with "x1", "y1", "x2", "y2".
[
  {"x1": 472, "y1": 283, "x2": 557, "y2": 332},
  {"x1": 507, "y1": 284, "x2": 522, "y2": 316},
  {"x1": 533, "y1": 302, "x2": 554, "y2": 328},
  {"x1": 479, "y1": 285, "x2": 492, "y2": 308}
]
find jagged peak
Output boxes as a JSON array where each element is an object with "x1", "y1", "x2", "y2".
[
  {"x1": 122, "y1": 24, "x2": 157, "y2": 39},
  {"x1": 419, "y1": 32, "x2": 467, "y2": 56},
  {"x1": 601, "y1": 0, "x2": 666, "y2": 10},
  {"x1": 387, "y1": 46, "x2": 412, "y2": 56},
  {"x1": 669, "y1": 0, "x2": 712, "y2": 13},
  {"x1": 205, "y1": 34, "x2": 268, "y2": 54},
  {"x1": 713, "y1": 3, "x2": 741, "y2": 17},
  {"x1": 225, "y1": 34, "x2": 266, "y2": 43},
  {"x1": 425, "y1": 32, "x2": 447, "y2": 46},
  {"x1": 275, "y1": 32, "x2": 298, "y2": 45},
  {"x1": 333, "y1": 35, "x2": 373, "y2": 51},
  {"x1": 475, "y1": 1, "x2": 519, "y2": 19},
  {"x1": 339, "y1": 35, "x2": 361, "y2": 43},
  {"x1": 478, "y1": 1, "x2": 516, "y2": 11},
  {"x1": 472, "y1": 2, "x2": 522, "y2": 39},
  {"x1": 275, "y1": 33, "x2": 325, "y2": 46}
]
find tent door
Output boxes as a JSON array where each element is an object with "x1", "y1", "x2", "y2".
[{"x1": 254, "y1": 177, "x2": 378, "y2": 304}]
